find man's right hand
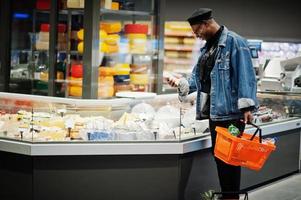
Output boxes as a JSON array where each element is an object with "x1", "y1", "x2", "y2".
[{"x1": 167, "y1": 76, "x2": 179, "y2": 87}]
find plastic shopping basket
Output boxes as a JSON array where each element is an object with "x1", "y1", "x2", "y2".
[{"x1": 214, "y1": 122, "x2": 276, "y2": 171}]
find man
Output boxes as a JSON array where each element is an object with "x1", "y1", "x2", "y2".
[{"x1": 167, "y1": 8, "x2": 257, "y2": 200}]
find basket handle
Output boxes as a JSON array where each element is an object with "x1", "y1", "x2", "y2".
[
  {"x1": 248, "y1": 122, "x2": 262, "y2": 143},
  {"x1": 241, "y1": 120, "x2": 262, "y2": 143}
]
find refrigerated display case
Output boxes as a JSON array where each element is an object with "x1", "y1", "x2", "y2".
[{"x1": 0, "y1": 91, "x2": 301, "y2": 200}]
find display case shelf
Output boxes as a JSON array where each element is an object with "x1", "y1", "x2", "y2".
[{"x1": 100, "y1": 8, "x2": 152, "y2": 16}]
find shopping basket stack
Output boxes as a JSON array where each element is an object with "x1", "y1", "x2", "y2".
[{"x1": 214, "y1": 123, "x2": 276, "y2": 171}]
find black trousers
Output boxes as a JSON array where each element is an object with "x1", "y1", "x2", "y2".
[{"x1": 209, "y1": 118, "x2": 245, "y2": 199}]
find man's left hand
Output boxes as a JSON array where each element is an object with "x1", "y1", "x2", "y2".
[{"x1": 244, "y1": 111, "x2": 253, "y2": 124}]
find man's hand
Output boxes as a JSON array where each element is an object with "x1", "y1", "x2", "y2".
[
  {"x1": 167, "y1": 76, "x2": 179, "y2": 87},
  {"x1": 243, "y1": 111, "x2": 253, "y2": 124}
]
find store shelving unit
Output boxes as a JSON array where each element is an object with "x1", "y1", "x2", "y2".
[{"x1": 7, "y1": 0, "x2": 165, "y2": 99}]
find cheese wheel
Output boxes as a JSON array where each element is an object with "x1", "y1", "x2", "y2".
[
  {"x1": 99, "y1": 67, "x2": 115, "y2": 76},
  {"x1": 104, "y1": 44, "x2": 119, "y2": 53},
  {"x1": 36, "y1": 0, "x2": 50, "y2": 10},
  {"x1": 124, "y1": 24, "x2": 148, "y2": 34},
  {"x1": 77, "y1": 29, "x2": 107, "y2": 41},
  {"x1": 126, "y1": 34, "x2": 147, "y2": 40},
  {"x1": 78, "y1": 42, "x2": 108, "y2": 53},
  {"x1": 130, "y1": 74, "x2": 149, "y2": 85},
  {"x1": 111, "y1": 2, "x2": 119, "y2": 10},
  {"x1": 114, "y1": 84, "x2": 132, "y2": 93},
  {"x1": 67, "y1": 0, "x2": 81, "y2": 8},
  {"x1": 71, "y1": 64, "x2": 83, "y2": 78},
  {"x1": 113, "y1": 64, "x2": 130, "y2": 75},
  {"x1": 99, "y1": 76, "x2": 114, "y2": 86},
  {"x1": 40, "y1": 23, "x2": 66, "y2": 33},
  {"x1": 183, "y1": 38, "x2": 196, "y2": 45},
  {"x1": 36, "y1": 41, "x2": 49, "y2": 50},
  {"x1": 69, "y1": 86, "x2": 82, "y2": 97},
  {"x1": 38, "y1": 32, "x2": 49, "y2": 42},
  {"x1": 69, "y1": 77, "x2": 83, "y2": 87},
  {"x1": 98, "y1": 86, "x2": 114, "y2": 98},
  {"x1": 104, "y1": 34, "x2": 120, "y2": 45},
  {"x1": 100, "y1": 22, "x2": 122, "y2": 34}
]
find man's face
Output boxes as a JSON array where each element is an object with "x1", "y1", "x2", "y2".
[{"x1": 191, "y1": 23, "x2": 207, "y2": 40}]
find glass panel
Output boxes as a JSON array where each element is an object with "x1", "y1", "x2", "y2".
[
  {"x1": 0, "y1": 92, "x2": 210, "y2": 143},
  {"x1": 10, "y1": 0, "x2": 50, "y2": 95},
  {"x1": 162, "y1": 21, "x2": 204, "y2": 93}
]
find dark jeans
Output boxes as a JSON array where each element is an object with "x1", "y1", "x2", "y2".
[{"x1": 209, "y1": 118, "x2": 245, "y2": 199}]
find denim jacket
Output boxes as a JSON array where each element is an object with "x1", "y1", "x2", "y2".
[{"x1": 185, "y1": 26, "x2": 258, "y2": 121}]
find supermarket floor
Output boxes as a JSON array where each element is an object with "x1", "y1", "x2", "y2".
[{"x1": 248, "y1": 173, "x2": 301, "y2": 200}]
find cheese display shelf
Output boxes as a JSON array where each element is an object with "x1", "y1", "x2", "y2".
[{"x1": 8, "y1": 0, "x2": 161, "y2": 99}]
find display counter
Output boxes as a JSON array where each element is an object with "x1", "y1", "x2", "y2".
[{"x1": 0, "y1": 92, "x2": 301, "y2": 200}]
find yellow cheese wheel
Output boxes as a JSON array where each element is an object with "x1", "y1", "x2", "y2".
[
  {"x1": 164, "y1": 37, "x2": 182, "y2": 44},
  {"x1": 183, "y1": 38, "x2": 196, "y2": 45},
  {"x1": 126, "y1": 34, "x2": 147, "y2": 40},
  {"x1": 69, "y1": 86, "x2": 82, "y2": 97},
  {"x1": 130, "y1": 74, "x2": 149, "y2": 85},
  {"x1": 104, "y1": 44, "x2": 119, "y2": 53},
  {"x1": 77, "y1": 29, "x2": 107, "y2": 41},
  {"x1": 99, "y1": 76, "x2": 114, "y2": 86},
  {"x1": 104, "y1": 34, "x2": 120, "y2": 45},
  {"x1": 113, "y1": 63, "x2": 130, "y2": 75},
  {"x1": 100, "y1": 22, "x2": 122, "y2": 34},
  {"x1": 77, "y1": 29, "x2": 84, "y2": 40},
  {"x1": 99, "y1": 67, "x2": 115, "y2": 76},
  {"x1": 69, "y1": 77, "x2": 83, "y2": 87},
  {"x1": 77, "y1": 41, "x2": 84, "y2": 53},
  {"x1": 78, "y1": 42, "x2": 108, "y2": 53}
]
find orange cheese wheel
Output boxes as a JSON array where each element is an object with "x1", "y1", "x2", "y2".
[{"x1": 100, "y1": 22, "x2": 122, "y2": 34}]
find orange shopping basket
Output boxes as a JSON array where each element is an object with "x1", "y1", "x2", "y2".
[{"x1": 214, "y1": 122, "x2": 276, "y2": 171}]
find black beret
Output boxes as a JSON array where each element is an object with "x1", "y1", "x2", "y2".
[{"x1": 187, "y1": 8, "x2": 212, "y2": 26}]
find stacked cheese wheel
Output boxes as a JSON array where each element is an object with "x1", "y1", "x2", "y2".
[
  {"x1": 77, "y1": 22, "x2": 121, "y2": 54},
  {"x1": 69, "y1": 64, "x2": 83, "y2": 97},
  {"x1": 77, "y1": 29, "x2": 108, "y2": 54},
  {"x1": 100, "y1": 22, "x2": 122, "y2": 54},
  {"x1": 113, "y1": 63, "x2": 132, "y2": 93},
  {"x1": 98, "y1": 67, "x2": 115, "y2": 98},
  {"x1": 69, "y1": 64, "x2": 115, "y2": 98},
  {"x1": 125, "y1": 24, "x2": 148, "y2": 54},
  {"x1": 130, "y1": 64, "x2": 149, "y2": 92},
  {"x1": 36, "y1": 23, "x2": 67, "y2": 51}
]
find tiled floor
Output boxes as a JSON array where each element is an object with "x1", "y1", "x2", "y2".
[{"x1": 248, "y1": 173, "x2": 301, "y2": 200}]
